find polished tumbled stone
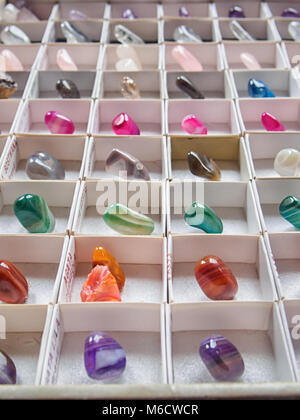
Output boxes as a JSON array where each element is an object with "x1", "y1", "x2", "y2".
[
  {"x1": 0, "y1": 72, "x2": 17, "y2": 99},
  {"x1": 279, "y1": 195, "x2": 300, "y2": 229},
  {"x1": 188, "y1": 152, "x2": 221, "y2": 180},
  {"x1": 288, "y1": 21, "x2": 300, "y2": 41},
  {"x1": 184, "y1": 201, "x2": 223, "y2": 233},
  {"x1": 179, "y1": 7, "x2": 191, "y2": 18},
  {"x1": 44, "y1": 111, "x2": 75, "y2": 134},
  {"x1": 0, "y1": 260, "x2": 28, "y2": 304},
  {"x1": 105, "y1": 148, "x2": 150, "y2": 181},
  {"x1": 274, "y1": 148, "x2": 300, "y2": 177},
  {"x1": 56, "y1": 79, "x2": 80, "y2": 99},
  {"x1": 248, "y1": 78, "x2": 275, "y2": 98},
  {"x1": 176, "y1": 75, "x2": 204, "y2": 99},
  {"x1": 14, "y1": 194, "x2": 55, "y2": 233},
  {"x1": 282, "y1": 8, "x2": 300, "y2": 18},
  {"x1": 26, "y1": 151, "x2": 65, "y2": 180},
  {"x1": 122, "y1": 8, "x2": 137, "y2": 19},
  {"x1": 60, "y1": 21, "x2": 91, "y2": 43},
  {"x1": 229, "y1": 6, "x2": 245, "y2": 18},
  {"x1": 120, "y1": 76, "x2": 140, "y2": 99},
  {"x1": 112, "y1": 113, "x2": 140, "y2": 135},
  {"x1": 0, "y1": 350, "x2": 17, "y2": 385}
]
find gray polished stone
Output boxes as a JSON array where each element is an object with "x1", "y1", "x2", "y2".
[
  {"x1": 26, "y1": 151, "x2": 65, "y2": 180},
  {"x1": 105, "y1": 148, "x2": 150, "y2": 181}
]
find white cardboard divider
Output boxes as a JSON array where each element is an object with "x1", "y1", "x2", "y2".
[
  {"x1": 84, "y1": 135, "x2": 167, "y2": 181},
  {"x1": 163, "y1": 18, "x2": 221, "y2": 43},
  {"x1": 0, "y1": 135, "x2": 11, "y2": 175},
  {"x1": 0, "y1": 100, "x2": 22, "y2": 136},
  {"x1": 102, "y1": 44, "x2": 161, "y2": 71},
  {"x1": 41, "y1": 302, "x2": 167, "y2": 385},
  {"x1": 218, "y1": 18, "x2": 280, "y2": 42},
  {"x1": 166, "y1": 301, "x2": 296, "y2": 384},
  {"x1": 58, "y1": 235, "x2": 167, "y2": 304},
  {"x1": 281, "y1": 299, "x2": 300, "y2": 381},
  {"x1": 281, "y1": 41, "x2": 300, "y2": 69},
  {"x1": 72, "y1": 179, "x2": 167, "y2": 236},
  {"x1": 215, "y1": 0, "x2": 270, "y2": 19}
]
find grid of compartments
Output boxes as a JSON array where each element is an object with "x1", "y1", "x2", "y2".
[{"x1": 1, "y1": 0, "x2": 300, "y2": 397}]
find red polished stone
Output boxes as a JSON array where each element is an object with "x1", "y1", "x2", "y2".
[
  {"x1": 80, "y1": 265, "x2": 121, "y2": 303},
  {"x1": 194, "y1": 255, "x2": 238, "y2": 300},
  {"x1": 0, "y1": 260, "x2": 28, "y2": 304}
]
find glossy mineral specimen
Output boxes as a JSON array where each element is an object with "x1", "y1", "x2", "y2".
[
  {"x1": 182, "y1": 114, "x2": 207, "y2": 135},
  {"x1": 92, "y1": 247, "x2": 125, "y2": 292},
  {"x1": 120, "y1": 76, "x2": 140, "y2": 99},
  {"x1": 103, "y1": 203, "x2": 155, "y2": 235},
  {"x1": 0, "y1": 260, "x2": 28, "y2": 304},
  {"x1": 26, "y1": 151, "x2": 65, "y2": 180},
  {"x1": 274, "y1": 148, "x2": 300, "y2": 177},
  {"x1": 114, "y1": 24, "x2": 144, "y2": 44},
  {"x1": 288, "y1": 21, "x2": 300, "y2": 41},
  {"x1": 261, "y1": 112, "x2": 286, "y2": 132},
  {"x1": 248, "y1": 78, "x2": 275, "y2": 98},
  {"x1": 172, "y1": 46, "x2": 203, "y2": 71},
  {"x1": 122, "y1": 9, "x2": 137, "y2": 19},
  {"x1": 69, "y1": 9, "x2": 88, "y2": 20},
  {"x1": 2, "y1": 4, "x2": 19, "y2": 22},
  {"x1": 240, "y1": 52, "x2": 261, "y2": 70},
  {"x1": 14, "y1": 194, "x2": 55, "y2": 233},
  {"x1": 45, "y1": 111, "x2": 75, "y2": 134},
  {"x1": 194, "y1": 256, "x2": 238, "y2": 300},
  {"x1": 188, "y1": 152, "x2": 221, "y2": 180},
  {"x1": 199, "y1": 335, "x2": 245, "y2": 381},
  {"x1": 61, "y1": 21, "x2": 91, "y2": 43},
  {"x1": 173, "y1": 25, "x2": 202, "y2": 43},
  {"x1": 115, "y1": 45, "x2": 142, "y2": 71},
  {"x1": 176, "y1": 75, "x2": 204, "y2": 99},
  {"x1": 112, "y1": 113, "x2": 140, "y2": 135},
  {"x1": 84, "y1": 332, "x2": 126, "y2": 381},
  {"x1": 184, "y1": 202, "x2": 223, "y2": 233},
  {"x1": 229, "y1": 6, "x2": 245, "y2": 18},
  {"x1": 56, "y1": 49, "x2": 78, "y2": 71},
  {"x1": 1, "y1": 49, "x2": 24, "y2": 71},
  {"x1": 80, "y1": 265, "x2": 121, "y2": 302},
  {"x1": 0, "y1": 72, "x2": 17, "y2": 99},
  {"x1": 282, "y1": 8, "x2": 300, "y2": 18},
  {"x1": 0, "y1": 25, "x2": 31, "y2": 44},
  {"x1": 0, "y1": 350, "x2": 17, "y2": 385},
  {"x1": 230, "y1": 20, "x2": 254, "y2": 41},
  {"x1": 56, "y1": 79, "x2": 80, "y2": 98},
  {"x1": 279, "y1": 196, "x2": 300, "y2": 229},
  {"x1": 179, "y1": 7, "x2": 191, "y2": 18},
  {"x1": 105, "y1": 149, "x2": 150, "y2": 181}
]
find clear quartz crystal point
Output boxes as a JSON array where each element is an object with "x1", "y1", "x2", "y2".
[
  {"x1": 288, "y1": 21, "x2": 300, "y2": 41},
  {"x1": 60, "y1": 21, "x2": 90, "y2": 43},
  {"x1": 0, "y1": 25, "x2": 31, "y2": 44},
  {"x1": 114, "y1": 24, "x2": 144, "y2": 44},
  {"x1": 173, "y1": 25, "x2": 202, "y2": 42},
  {"x1": 230, "y1": 20, "x2": 255, "y2": 41}
]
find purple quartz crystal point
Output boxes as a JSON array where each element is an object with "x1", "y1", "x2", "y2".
[
  {"x1": 229, "y1": 6, "x2": 245, "y2": 18},
  {"x1": 179, "y1": 7, "x2": 191, "y2": 18},
  {"x1": 0, "y1": 350, "x2": 17, "y2": 385},
  {"x1": 122, "y1": 9, "x2": 137, "y2": 19},
  {"x1": 281, "y1": 8, "x2": 300, "y2": 18},
  {"x1": 199, "y1": 334, "x2": 245, "y2": 381},
  {"x1": 84, "y1": 332, "x2": 126, "y2": 381}
]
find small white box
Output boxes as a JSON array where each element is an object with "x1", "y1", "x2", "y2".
[
  {"x1": 215, "y1": 0, "x2": 269, "y2": 18},
  {"x1": 163, "y1": 18, "x2": 220, "y2": 42},
  {"x1": 102, "y1": 44, "x2": 160, "y2": 71},
  {"x1": 218, "y1": 18, "x2": 280, "y2": 42}
]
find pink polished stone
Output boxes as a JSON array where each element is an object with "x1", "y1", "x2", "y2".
[
  {"x1": 171, "y1": 46, "x2": 203, "y2": 71},
  {"x1": 56, "y1": 49, "x2": 78, "y2": 71},
  {"x1": 1, "y1": 49, "x2": 24, "y2": 71},
  {"x1": 44, "y1": 111, "x2": 75, "y2": 134},
  {"x1": 112, "y1": 113, "x2": 140, "y2": 135},
  {"x1": 261, "y1": 112, "x2": 286, "y2": 132},
  {"x1": 240, "y1": 52, "x2": 261, "y2": 70},
  {"x1": 182, "y1": 114, "x2": 207, "y2": 135}
]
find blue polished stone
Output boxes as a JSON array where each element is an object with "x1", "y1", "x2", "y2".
[{"x1": 248, "y1": 78, "x2": 275, "y2": 98}]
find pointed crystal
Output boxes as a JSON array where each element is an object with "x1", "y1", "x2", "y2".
[
  {"x1": 0, "y1": 25, "x2": 31, "y2": 44},
  {"x1": 112, "y1": 112, "x2": 140, "y2": 135},
  {"x1": 61, "y1": 21, "x2": 91, "y2": 43},
  {"x1": 114, "y1": 24, "x2": 144, "y2": 44},
  {"x1": 261, "y1": 112, "x2": 285, "y2": 132},
  {"x1": 1, "y1": 49, "x2": 24, "y2": 70},
  {"x1": 173, "y1": 25, "x2": 202, "y2": 43},
  {"x1": 120, "y1": 76, "x2": 140, "y2": 99},
  {"x1": 172, "y1": 46, "x2": 203, "y2": 71},
  {"x1": 179, "y1": 7, "x2": 191, "y2": 18},
  {"x1": 240, "y1": 52, "x2": 261, "y2": 70},
  {"x1": 229, "y1": 6, "x2": 245, "y2": 18},
  {"x1": 281, "y1": 8, "x2": 300, "y2": 18},
  {"x1": 248, "y1": 78, "x2": 275, "y2": 98},
  {"x1": 230, "y1": 20, "x2": 255, "y2": 41},
  {"x1": 122, "y1": 9, "x2": 137, "y2": 19},
  {"x1": 56, "y1": 49, "x2": 78, "y2": 71},
  {"x1": 176, "y1": 75, "x2": 204, "y2": 99}
]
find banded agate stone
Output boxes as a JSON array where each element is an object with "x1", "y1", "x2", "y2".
[
  {"x1": 105, "y1": 149, "x2": 150, "y2": 181},
  {"x1": 0, "y1": 260, "x2": 28, "y2": 304},
  {"x1": 44, "y1": 111, "x2": 75, "y2": 134},
  {"x1": 26, "y1": 151, "x2": 65, "y2": 180},
  {"x1": 14, "y1": 194, "x2": 55, "y2": 233},
  {"x1": 112, "y1": 113, "x2": 140, "y2": 135},
  {"x1": 188, "y1": 152, "x2": 221, "y2": 180},
  {"x1": 0, "y1": 350, "x2": 17, "y2": 385},
  {"x1": 184, "y1": 202, "x2": 223, "y2": 234},
  {"x1": 279, "y1": 196, "x2": 300, "y2": 229},
  {"x1": 182, "y1": 114, "x2": 207, "y2": 135},
  {"x1": 93, "y1": 247, "x2": 125, "y2": 292},
  {"x1": 80, "y1": 265, "x2": 121, "y2": 302}
]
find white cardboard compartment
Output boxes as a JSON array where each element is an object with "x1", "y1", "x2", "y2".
[
  {"x1": 0, "y1": 135, "x2": 89, "y2": 181},
  {"x1": 168, "y1": 234, "x2": 277, "y2": 303},
  {"x1": 58, "y1": 235, "x2": 167, "y2": 304},
  {"x1": 0, "y1": 21, "x2": 50, "y2": 44},
  {"x1": 47, "y1": 19, "x2": 104, "y2": 43},
  {"x1": 55, "y1": 1, "x2": 106, "y2": 20},
  {"x1": 167, "y1": 180, "x2": 261, "y2": 235},
  {"x1": 281, "y1": 42, "x2": 300, "y2": 68},
  {"x1": 163, "y1": 18, "x2": 220, "y2": 42},
  {"x1": 273, "y1": 18, "x2": 300, "y2": 41},
  {"x1": 8, "y1": 0, "x2": 55, "y2": 21},
  {"x1": 102, "y1": 44, "x2": 160, "y2": 71},
  {"x1": 42, "y1": 303, "x2": 167, "y2": 385},
  {"x1": 0, "y1": 99, "x2": 21, "y2": 135},
  {"x1": 109, "y1": 2, "x2": 159, "y2": 19},
  {"x1": 215, "y1": 0, "x2": 269, "y2": 18},
  {"x1": 266, "y1": 1, "x2": 300, "y2": 18},
  {"x1": 282, "y1": 299, "x2": 300, "y2": 381},
  {"x1": 218, "y1": 18, "x2": 280, "y2": 42},
  {"x1": 106, "y1": 19, "x2": 159, "y2": 44},
  {"x1": 72, "y1": 179, "x2": 166, "y2": 236},
  {"x1": 162, "y1": 2, "x2": 215, "y2": 19},
  {"x1": 84, "y1": 135, "x2": 167, "y2": 181},
  {"x1": 0, "y1": 44, "x2": 41, "y2": 72}
]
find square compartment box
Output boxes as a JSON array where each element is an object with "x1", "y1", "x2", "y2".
[
  {"x1": 254, "y1": 178, "x2": 300, "y2": 234},
  {"x1": 282, "y1": 41, "x2": 300, "y2": 68},
  {"x1": 245, "y1": 132, "x2": 300, "y2": 179},
  {"x1": 84, "y1": 136, "x2": 167, "y2": 181},
  {"x1": 163, "y1": 18, "x2": 220, "y2": 43},
  {"x1": 8, "y1": 1, "x2": 55, "y2": 21},
  {"x1": 166, "y1": 99, "x2": 240, "y2": 136},
  {"x1": 266, "y1": 2, "x2": 300, "y2": 18},
  {"x1": 14, "y1": 99, "x2": 93, "y2": 135},
  {"x1": 4, "y1": 71, "x2": 31, "y2": 99},
  {"x1": 41, "y1": 303, "x2": 167, "y2": 385},
  {"x1": 167, "y1": 136, "x2": 251, "y2": 182},
  {"x1": 0, "y1": 21, "x2": 49, "y2": 44},
  {"x1": 27, "y1": 70, "x2": 97, "y2": 99},
  {"x1": 72, "y1": 179, "x2": 166, "y2": 236},
  {"x1": 165, "y1": 70, "x2": 233, "y2": 99},
  {"x1": 55, "y1": 1, "x2": 106, "y2": 20},
  {"x1": 0, "y1": 180, "x2": 80, "y2": 235},
  {"x1": 0, "y1": 45, "x2": 40, "y2": 72},
  {"x1": 0, "y1": 235, "x2": 68, "y2": 305},
  {"x1": 0, "y1": 135, "x2": 89, "y2": 181},
  {"x1": 106, "y1": 20, "x2": 159, "y2": 44},
  {"x1": 167, "y1": 180, "x2": 261, "y2": 235},
  {"x1": 164, "y1": 43, "x2": 224, "y2": 71},
  {"x1": 110, "y1": 2, "x2": 159, "y2": 19},
  {"x1": 168, "y1": 234, "x2": 277, "y2": 303},
  {"x1": 273, "y1": 18, "x2": 300, "y2": 41},
  {"x1": 162, "y1": 2, "x2": 215, "y2": 19},
  {"x1": 231, "y1": 69, "x2": 300, "y2": 98},
  {"x1": 38, "y1": 44, "x2": 102, "y2": 71},
  {"x1": 58, "y1": 235, "x2": 167, "y2": 304},
  {"x1": 222, "y1": 41, "x2": 287, "y2": 70},
  {"x1": 166, "y1": 302, "x2": 295, "y2": 383},
  {"x1": 281, "y1": 299, "x2": 300, "y2": 381},
  {"x1": 237, "y1": 98, "x2": 300, "y2": 133},
  {"x1": 215, "y1": 0, "x2": 269, "y2": 18},
  {"x1": 102, "y1": 44, "x2": 160, "y2": 71},
  {"x1": 91, "y1": 100, "x2": 163, "y2": 136},
  {"x1": 0, "y1": 135, "x2": 10, "y2": 169},
  {"x1": 0, "y1": 304, "x2": 53, "y2": 385},
  {"x1": 0, "y1": 99, "x2": 21, "y2": 135},
  {"x1": 218, "y1": 18, "x2": 279, "y2": 42},
  {"x1": 99, "y1": 71, "x2": 163, "y2": 100},
  {"x1": 47, "y1": 19, "x2": 104, "y2": 43}
]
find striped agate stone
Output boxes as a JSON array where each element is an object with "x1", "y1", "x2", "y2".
[
  {"x1": 14, "y1": 194, "x2": 55, "y2": 233},
  {"x1": 84, "y1": 332, "x2": 126, "y2": 381},
  {"x1": 184, "y1": 202, "x2": 223, "y2": 234},
  {"x1": 194, "y1": 256, "x2": 238, "y2": 300},
  {"x1": 279, "y1": 195, "x2": 300, "y2": 229},
  {"x1": 199, "y1": 334, "x2": 245, "y2": 381}
]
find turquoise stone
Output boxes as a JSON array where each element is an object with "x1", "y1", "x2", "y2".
[
  {"x1": 279, "y1": 196, "x2": 300, "y2": 229},
  {"x1": 184, "y1": 202, "x2": 223, "y2": 233},
  {"x1": 14, "y1": 194, "x2": 55, "y2": 233}
]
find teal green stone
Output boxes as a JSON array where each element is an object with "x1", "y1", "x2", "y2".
[
  {"x1": 14, "y1": 194, "x2": 55, "y2": 233},
  {"x1": 279, "y1": 195, "x2": 300, "y2": 229},
  {"x1": 184, "y1": 201, "x2": 223, "y2": 233},
  {"x1": 103, "y1": 203, "x2": 154, "y2": 235}
]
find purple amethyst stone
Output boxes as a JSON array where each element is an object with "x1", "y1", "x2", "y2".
[
  {"x1": 84, "y1": 332, "x2": 126, "y2": 381},
  {"x1": 199, "y1": 334, "x2": 244, "y2": 381},
  {"x1": 122, "y1": 8, "x2": 137, "y2": 19},
  {"x1": 229, "y1": 6, "x2": 245, "y2": 18},
  {"x1": 0, "y1": 350, "x2": 16, "y2": 385},
  {"x1": 281, "y1": 8, "x2": 300, "y2": 18},
  {"x1": 179, "y1": 7, "x2": 191, "y2": 18}
]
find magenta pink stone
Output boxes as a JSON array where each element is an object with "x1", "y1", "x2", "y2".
[
  {"x1": 44, "y1": 111, "x2": 75, "y2": 134},
  {"x1": 261, "y1": 112, "x2": 286, "y2": 132},
  {"x1": 112, "y1": 113, "x2": 140, "y2": 135},
  {"x1": 182, "y1": 114, "x2": 207, "y2": 135}
]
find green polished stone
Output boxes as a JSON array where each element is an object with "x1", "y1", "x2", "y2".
[
  {"x1": 184, "y1": 201, "x2": 223, "y2": 233},
  {"x1": 14, "y1": 194, "x2": 55, "y2": 233},
  {"x1": 103, "y1": 203, "x2": 154, "y2": 235},
  {"x1": 279, "y1": 195, "x2": 300, "y2": 229}
]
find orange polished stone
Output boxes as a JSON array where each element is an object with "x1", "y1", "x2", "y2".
[
  {"x1": 194, "y1": 255, "x2": 238, "y2": 300},
  {"x1": 92, "y1": 247, "x2": 125, "y2": 292},
  {"x1": 80, "y1": 265, "x2": 121, "y2": 303},
  {"x1": 0, "y1": 260, "x2": 28, "y2": 304}
]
